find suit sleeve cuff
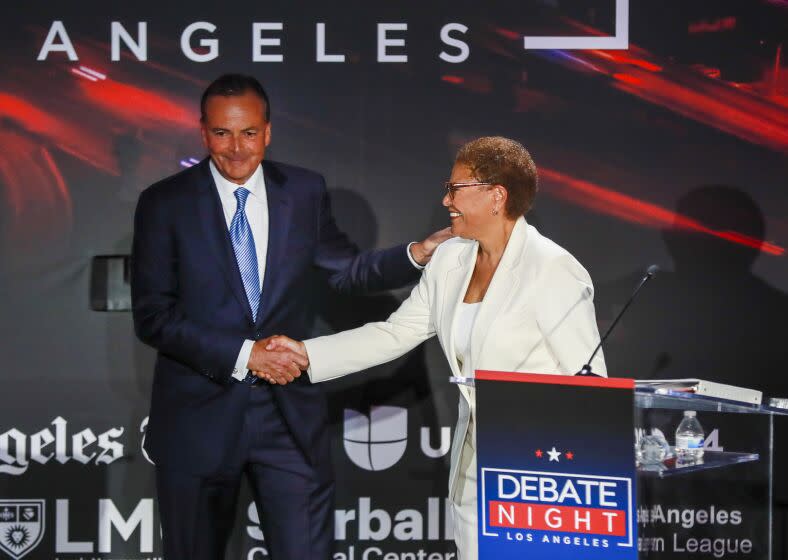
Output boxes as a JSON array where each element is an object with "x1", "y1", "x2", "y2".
[
  {"x1": 407, "y1": 242, "x2": 426, "y2": 270},
  {"x1": 232, "y1": 339, "x2": 255, "y2": 381}
]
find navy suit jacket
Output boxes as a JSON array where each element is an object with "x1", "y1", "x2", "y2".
[{"x1": 131, "y1": 158, "x2": 420, "y2": 476}]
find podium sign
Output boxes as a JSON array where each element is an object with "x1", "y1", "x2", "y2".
[{"x1": 475, "y1": 371, "x2": 638, "y2": 560}]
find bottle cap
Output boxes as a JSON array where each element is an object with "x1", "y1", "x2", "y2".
[{"x1": 684, "y1": 410, "x2": 696, "y2": 417}]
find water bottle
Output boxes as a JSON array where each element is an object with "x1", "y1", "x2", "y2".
[{"x1": 675, "y1": 410, "x2": 704, "y2": 461}]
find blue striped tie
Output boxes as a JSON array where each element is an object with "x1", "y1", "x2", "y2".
[{"x1": 230, "y1": 187, "x2": 261, "y2": 322}]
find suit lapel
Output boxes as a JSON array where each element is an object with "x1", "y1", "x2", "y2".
[
  {"x1": 469, "y1": 217, "x2": 528, "y2": 366},
  {"x1": 441, "y1": 241, "x2": 477, "y2": 377},
  {"x1": 195, "y1": 159, "x2": 255, "y2": 324},
  {"x1": 255, "y1": 162, "x2": 292, "y2": 328}
]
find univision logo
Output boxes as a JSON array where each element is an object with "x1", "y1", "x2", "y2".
[{"x1": 343, "y1": 407, "x2": 408, "y2": 471}]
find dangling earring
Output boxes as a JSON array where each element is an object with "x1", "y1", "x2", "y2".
[{"x1": 492, "y1": 207, "x2": 499, "y2": 216}]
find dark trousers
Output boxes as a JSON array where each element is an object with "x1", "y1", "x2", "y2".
[{"x1": 156, "y1": 384, "x2": 334, "y2": 559}]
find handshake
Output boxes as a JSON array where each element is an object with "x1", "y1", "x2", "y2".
[{"x1": 247, "y1": 335, "x2": 309, "y2": 385}]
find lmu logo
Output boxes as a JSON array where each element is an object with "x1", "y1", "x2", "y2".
[
  {"x1": 343, "y1": 407, "x2": 407, "y2": 471},
  {"x1": 0, "y1": 500, "x2": 45, "y2": 560}
]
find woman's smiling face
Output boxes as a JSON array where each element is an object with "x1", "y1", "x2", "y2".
[{"x1": 442, "y1": 163, "x2": 497, "y2": 239}]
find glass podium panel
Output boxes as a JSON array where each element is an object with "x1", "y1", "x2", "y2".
[{"x1": 635, "y1": 388, "x2": 788, "y2": 560}]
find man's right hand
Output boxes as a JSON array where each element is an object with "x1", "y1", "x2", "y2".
[
  {"x1": 409, "y1": 227, "x2": 453, "y2": 266},
  {"x1": 246, "y1": 336, "x2": 308, "y2": 385}
]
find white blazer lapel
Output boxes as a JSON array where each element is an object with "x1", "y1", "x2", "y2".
[
  {"x1": 441, "y1": 241, "x2": 477, "y2": 377},
  {"x1": 469, "y1": 217, "x2": 528, "y2": 368}
]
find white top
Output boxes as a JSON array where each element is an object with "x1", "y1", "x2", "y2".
[{"x1": 454, "y1": 302, "x2": 481, "y2": 377}]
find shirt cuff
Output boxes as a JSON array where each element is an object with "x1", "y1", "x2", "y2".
[
  {"x1": 232, "y1": 339, "x2": 255, "y2": 381},
  {"x1": 406, "y1": 242, "x2": 426, "y2": 270}
]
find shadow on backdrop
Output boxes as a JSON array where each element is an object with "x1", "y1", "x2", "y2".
[{"x1": 599, "y1": 185, "x2": 788, "y2": 558}]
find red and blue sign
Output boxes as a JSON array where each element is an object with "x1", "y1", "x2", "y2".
[{"x1": 474, "y1": 372, "x2": 637, "y2": 559}]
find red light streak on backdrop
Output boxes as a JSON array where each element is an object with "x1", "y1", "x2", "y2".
[
  {"x1": 0, "y1": 131, "x2": 73, "y2": 244},
  {"x1": 492, "y1": 20, "x2": 787, "y2": 153},
  {"x1": 0, "y1": 95, "x2": 76, "y2": 240},
  {"x1": 76, "y1": 72, "x2": 197, "y2": 129},
  {"x1": 0, "y1": 53, "x2": 200, "y2": 242},
  {"x1": 575, "y1": 32, "x2": 787, "y2": 153},
  {"x1": 595, "y1": 60, "x2": 788, "y2": 154},
  {"x1": 688, "y1": 17, "x2": 737, "y2": 34},
  {"x1": 0, "y1": 90, "x2": 118, "y2": 176},
  {"x1": 540, "y1": 167, "x2": 784, "y2": 256}
]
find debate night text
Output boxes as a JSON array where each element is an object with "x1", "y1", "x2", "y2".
[{"x1": 482, "y1": 468, "x2": 633, "y2": 548}]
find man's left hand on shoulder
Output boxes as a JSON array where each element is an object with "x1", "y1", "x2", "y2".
[{"x1": 409, "y1": 227, "x2": 454, "y2": 266}]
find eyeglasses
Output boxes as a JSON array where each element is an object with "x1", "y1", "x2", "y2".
[{"x1": 444, "y1": 181, "x2": 493, "y2": 200}]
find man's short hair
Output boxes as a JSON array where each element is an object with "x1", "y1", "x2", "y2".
[{"x1": 200, "y1": 74, "x2": 271, "y2": 121}]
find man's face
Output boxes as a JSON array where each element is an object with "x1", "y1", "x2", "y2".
[{"x1": 200, "y1": 91, "x2": 271, "y2": 185}]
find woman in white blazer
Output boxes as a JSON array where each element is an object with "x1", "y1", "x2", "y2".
[{"x1": 263, "y1": 137, "x2": 607, "y2": 560}]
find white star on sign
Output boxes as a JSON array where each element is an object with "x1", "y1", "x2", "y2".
[{"x1": 547, "y1": 447, "x2": 562, "y2": 462}]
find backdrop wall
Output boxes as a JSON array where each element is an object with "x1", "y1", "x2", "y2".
[{"x1": 1, "y1": 1, "x2": 786, "y2": 559}]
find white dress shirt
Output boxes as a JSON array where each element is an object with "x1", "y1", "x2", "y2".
[
  {"x1": 209, "y1": 159, "x2": 423, "y2": 381},
  {"x1": 209, "y1": 160, "x2": 269, "y2": 381}
]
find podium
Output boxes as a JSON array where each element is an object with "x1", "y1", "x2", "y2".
[{"x1": 455, "y1": 371, "x2": 788, "y2": 559}]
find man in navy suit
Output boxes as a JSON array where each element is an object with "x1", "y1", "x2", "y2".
[{"x1": 131, "y1": 74, "x2": 449, "y2": 559}]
